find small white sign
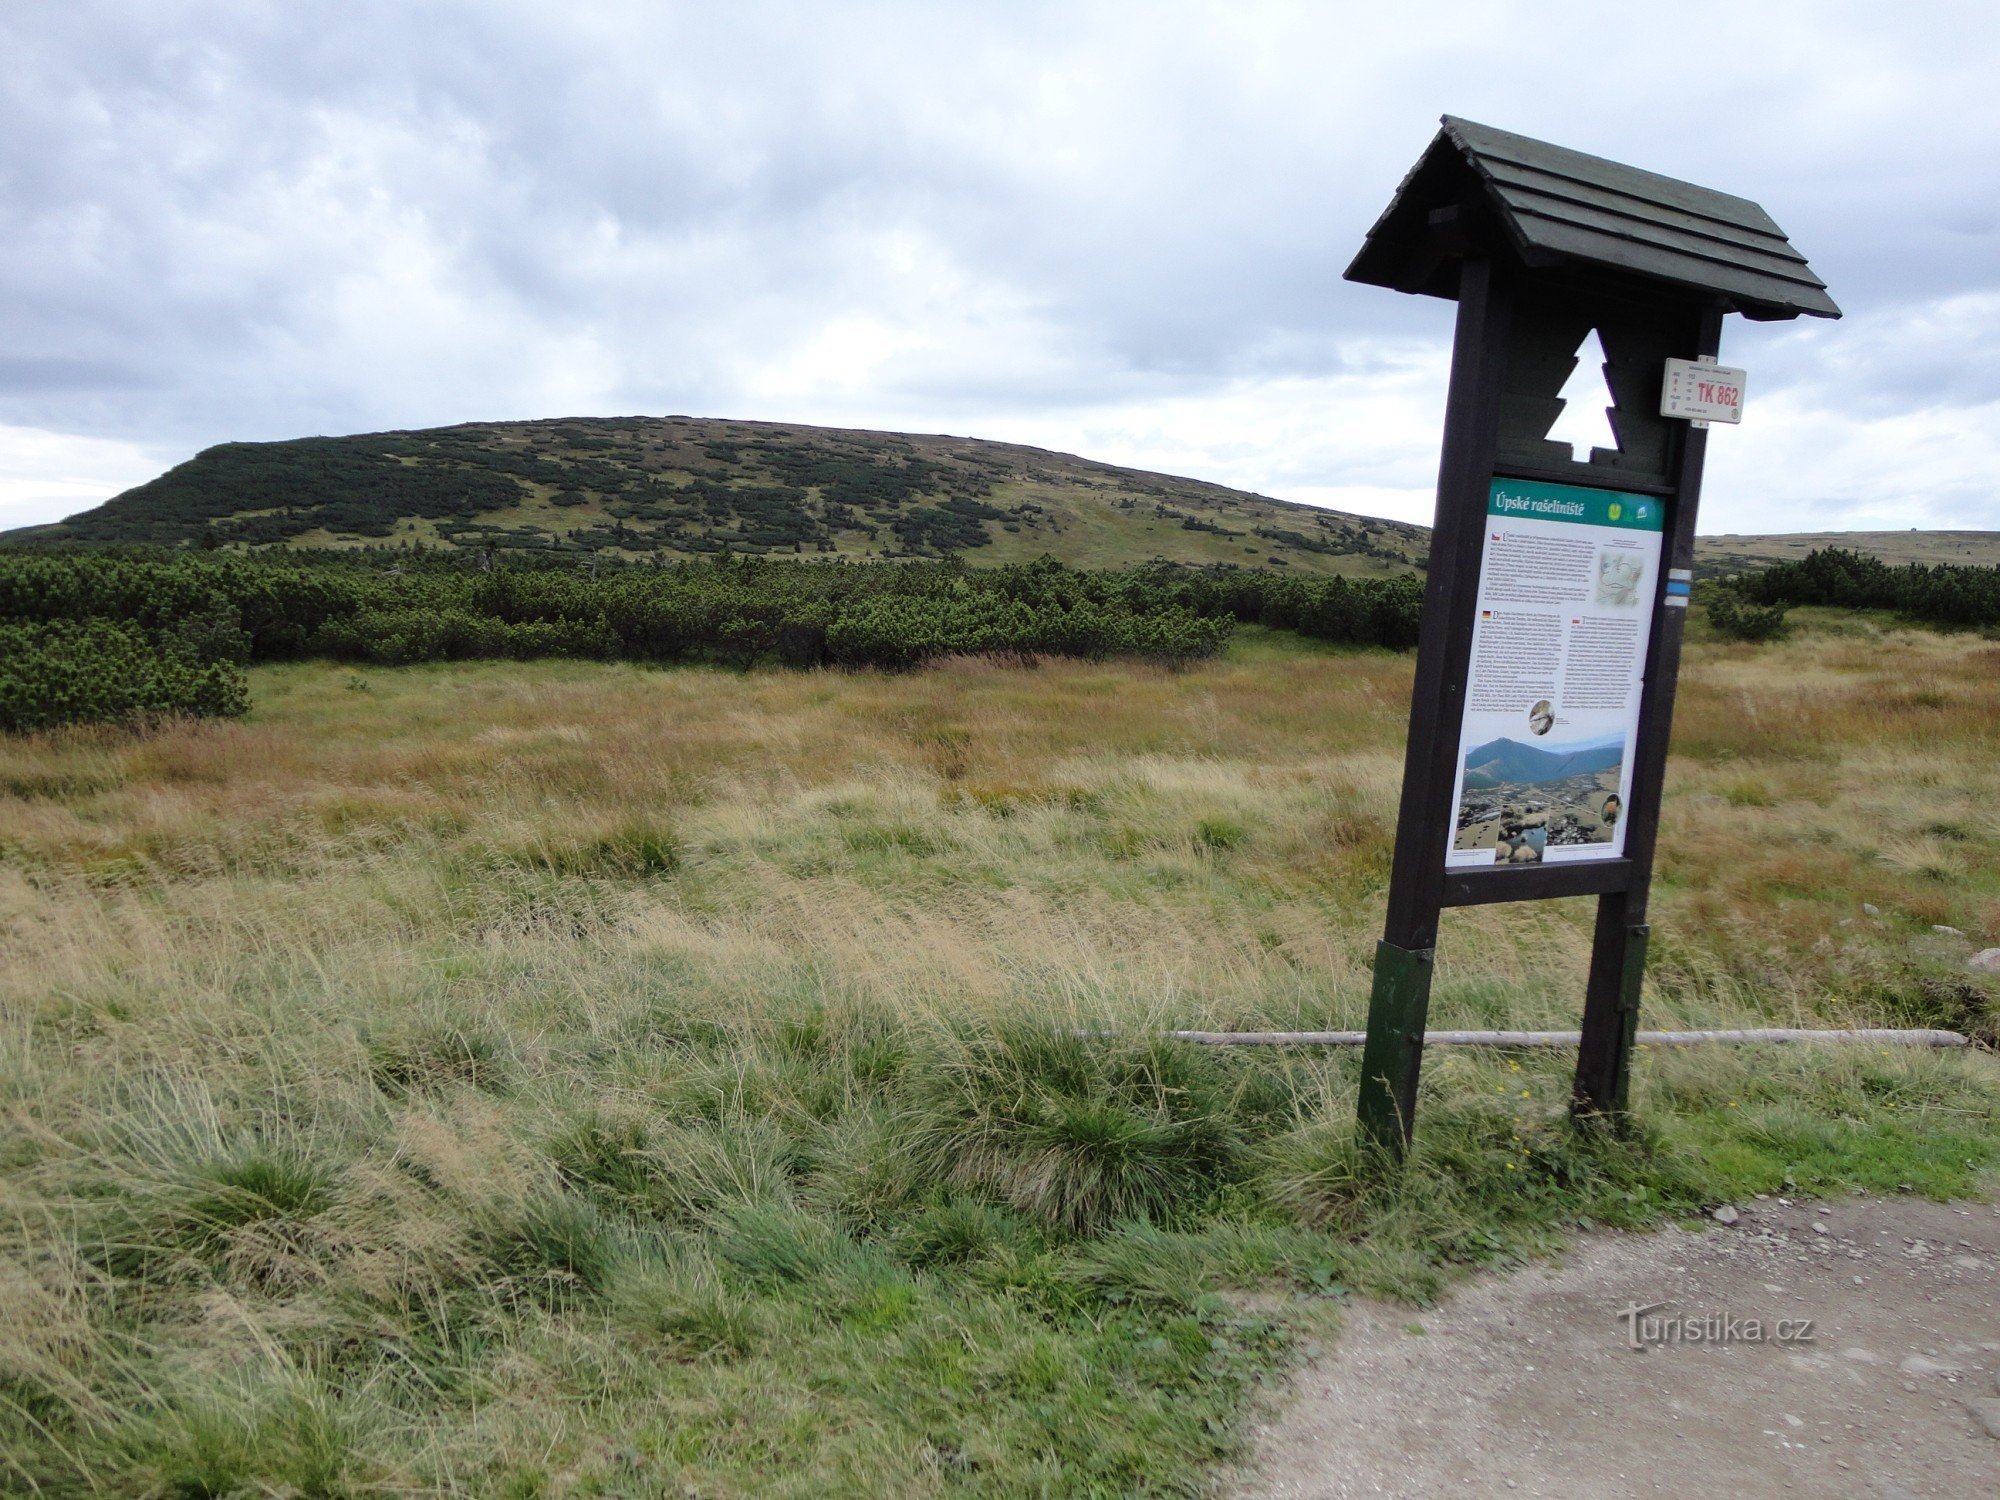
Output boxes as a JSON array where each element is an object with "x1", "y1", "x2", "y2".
[{"x1": 1660, "y1": 356, "x2": 1746, "y2": 427}]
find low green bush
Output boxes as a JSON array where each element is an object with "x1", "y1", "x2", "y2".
[
  {"x1": 1706, "y1": 589, "x2": 1790, "y2": 642},
  {"x1": 0, "y1": 546, "x2": 1435, "y2": 728},
  {"x1": 0, "y1": 618, "x2": 250, "y2": 732},
  {"x1": 308, "y1": 606, "x2": 617, "y2": 664},
  {"x1": 1735, "y1": 545, "x2": 2000, "y2": 629}
]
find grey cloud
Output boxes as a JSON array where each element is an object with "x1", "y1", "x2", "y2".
[
  {"x1": 0, "y1": 357, "x2": 154, "y2": 393},
  {"x1": 2, "y1": 2, "x2": 1997, "y2": 529},
  {"x1": 1735, "y1": 293, "x2": 2000, "y2": 415}
]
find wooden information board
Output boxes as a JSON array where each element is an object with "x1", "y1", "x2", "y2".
[{"x1": 1343, "y1": 118, "x2": 1838, "y2": 1155}]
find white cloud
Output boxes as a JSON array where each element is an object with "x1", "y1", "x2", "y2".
[
  {"x1": 1, "y1": 2, "x2": 1997, "y2": 535},
  {"x1": 954, "y1": 344, "x2": 1452, "y2": 526},
  {"x1": 1705, "y1": 389, "x2": 2000, "y2": 533},
  {"x1": 1702, "y1": 291, "x2": 2000, "y2": 530},
  {"x1": 0, "y1": 424, "x2": 169, "y2": 531}
]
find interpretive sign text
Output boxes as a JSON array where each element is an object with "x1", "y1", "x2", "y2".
[{"x1": 1447, "y1": 479, "x2": 1661, "y2": 869}]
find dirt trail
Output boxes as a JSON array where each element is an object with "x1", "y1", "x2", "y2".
[{"x1": 1235, "y1": 1195, "x2": 2000, "y2": 1499}]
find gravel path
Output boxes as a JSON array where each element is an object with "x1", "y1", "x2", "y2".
[{"x1": 1234, "y1": 1194, "x2": 2000, "y2": 1498}]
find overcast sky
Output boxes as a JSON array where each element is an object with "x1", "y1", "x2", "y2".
[{"x1": 4, "y1": 1, "x2": 1997, "y2": 535}]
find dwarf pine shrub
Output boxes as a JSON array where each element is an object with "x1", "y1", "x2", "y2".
[
  {"x1": 1, "y1": 546, "x2": 1433, "y2": 729},
  {"x1": 0, "y1": 618, "x2": 250, "y2": 731},
  {"x1": 1706, "y1": 588, "x2": 1790, "y2": 642}
]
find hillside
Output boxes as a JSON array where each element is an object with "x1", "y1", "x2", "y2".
[
  {"x1": 17, "y1": 413, "x2": 1994, "y2": 580},
  {"x1": 11, "y1": 415, "x2": 1429, "y2": 576},
  {"x1": 1693, "y1": 529, "x2": 2000, "y2": 574}
]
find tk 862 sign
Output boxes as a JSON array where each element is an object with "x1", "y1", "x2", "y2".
[{"x1": 1660, "y1": 356, "x2": 1747, "y2": 427}]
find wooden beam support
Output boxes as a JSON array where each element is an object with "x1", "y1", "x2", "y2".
[{"x1": 1442, "y1": 858, "x2": 1633, "y2": 908}]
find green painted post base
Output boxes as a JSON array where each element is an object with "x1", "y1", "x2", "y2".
[{"x1": 1357, "y1": 939, "x2": 1436, "y2": 1159}]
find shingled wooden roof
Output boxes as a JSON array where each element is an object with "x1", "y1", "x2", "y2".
[{"x1": 1346, "y1": 116, "x2": 1839, "y2": 321}]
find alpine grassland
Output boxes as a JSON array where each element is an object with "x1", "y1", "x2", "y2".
[{"x1": 2, "y1": 609, "x2": 1998, "y2": 1496}]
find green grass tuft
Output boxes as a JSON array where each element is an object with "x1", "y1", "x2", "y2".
[
  {"x1": 365, "y1": 1021, "x2": 510, "y2": 1098},
  {"x1": 908, "y1": 1022, "x2": 1249, "y2": 1234},
  {"x1": 181, "y1": 1143, "x2": 339, "y2": 1234},
  {"x1": 475, "y1": 1193, "x2": 620, "y2": 1306}
]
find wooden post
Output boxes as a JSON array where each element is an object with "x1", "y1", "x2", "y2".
[
  {"x1": 1572, "y1": 303, "x2": 1723, "y2": 1121},
  {"x1": 1359, "y1": 257, "x2": 1509, "y2": 1155},
  {"x1": 1573, "y1": 895, "x2": 1648, "y2": 1118}
]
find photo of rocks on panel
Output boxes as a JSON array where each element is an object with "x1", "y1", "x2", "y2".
[{"x1": 1454, "y1": 735, "x2": 1626, "y2": 863}]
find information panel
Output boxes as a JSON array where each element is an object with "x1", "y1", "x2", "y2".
[{"x1": 1446, "y1": 478, "x2": 1662, "y2": 869}]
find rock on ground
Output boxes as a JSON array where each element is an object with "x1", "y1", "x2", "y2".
[{"x1": 1234, "y1": 1195, "x2": 2000, "y2": 1499}]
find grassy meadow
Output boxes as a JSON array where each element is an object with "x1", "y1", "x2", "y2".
[{"x1": 2, "y1": 615, "x2": 1998, "y2": 1497}]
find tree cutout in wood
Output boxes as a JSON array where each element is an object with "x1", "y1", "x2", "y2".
[{"x1": 1544, "y1": 329, "x2": 1621, "y2": 462}]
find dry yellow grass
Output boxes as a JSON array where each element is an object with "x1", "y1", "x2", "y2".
[
  {"x1": 2, "y1": 623, "x2": 1996, "y2": 1057},
  {"x1": 1, "y1": 620, "x2": 1996, "y2": 1496}
]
